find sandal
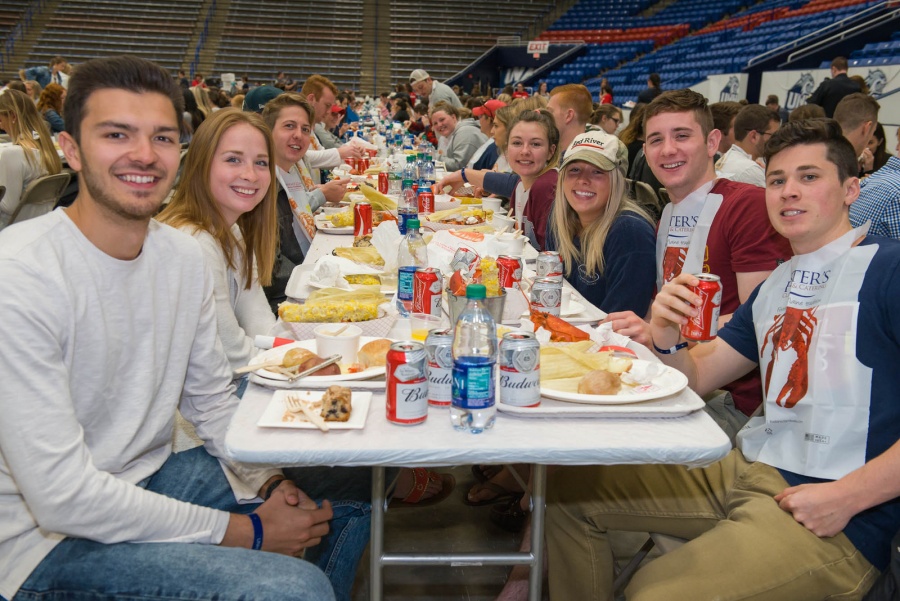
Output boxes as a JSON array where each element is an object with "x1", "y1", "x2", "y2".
[
  {"x1": 489, "y1": 493, "x2": 529, "y2": 532},
  {"x1": 471, "y1": 464, "x2": 504, "y2": 483},
  {"x1": 389, "y1": 467, "x2": 455, "y2": 509},
  {"x1": 464, "y1": 480, "x2": 521, "y2": 507}
]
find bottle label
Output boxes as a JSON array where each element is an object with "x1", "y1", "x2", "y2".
[
  {"x1": 398, "y1": 266, "x2": 417, "y2": 301},
  {"x1": 452, "y1": 362, "x2": 495, "y2": 409}
]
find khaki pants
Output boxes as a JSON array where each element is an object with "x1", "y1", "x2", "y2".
[{"x1": 546, "y1": 449, "x2": 878, "y2": 601}]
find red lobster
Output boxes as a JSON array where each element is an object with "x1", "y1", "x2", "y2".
[{"x1": 761, "y1": 306, "x2": 817, "y2": 408}]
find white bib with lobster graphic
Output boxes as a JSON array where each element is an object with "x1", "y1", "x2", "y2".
[
  {"x1": 277, "y1": 163, "x2": 317, "y2": 255},
  {"x1": 738, "y1": 224, "x2": 873, "y2": 480},
  {"x1": 655, "y1": 181, "x2": 723, "y2": 291}
]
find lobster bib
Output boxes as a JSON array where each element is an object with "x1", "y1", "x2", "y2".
[
  {"x1": 738, "y1": 224, "x2": 873, "y2": 480},
  {"x1": 277, "y1": 164, "x2": 317, "y2": 256},
  {"x1": 655, "y1": 181, "x2": 723, "y2": 291}
]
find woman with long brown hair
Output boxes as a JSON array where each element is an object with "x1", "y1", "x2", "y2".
[
  {"x1": 36, "y1": 82, "x2": 65, "y2": 134},
  {"x1": 0, "y1": 89, "x2": 62, "y2": 228},
  {"x1": 158, "y1": 108, "x2": 278, "y2": 379}
]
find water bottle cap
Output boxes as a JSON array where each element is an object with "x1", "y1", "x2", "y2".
[
  {"x1": 407, "y1": 155, "x2": 415, "y2": 162},
  {"x1": 466, "y1": 284, "x2": 487, "y2": 299},
  {"x1": 407, "y1": 219, "x2": 420, "y2": 229}
]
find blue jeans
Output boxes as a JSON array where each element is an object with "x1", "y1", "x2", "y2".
[{"x1": 12, "y1": 447, "x2": 373, "y2": 601}]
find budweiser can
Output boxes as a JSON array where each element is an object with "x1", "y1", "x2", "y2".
[
  {"x1": 413, "y1": 267, "x2": 442, "y2": 317},
  {"x1": 353, "y1": 201, "x2": 373, "y2": 237},
  {"x1": 499, "y1": 332, "x2": 541, "y2": 407},
  {"x1": 417, "y1": 190, "x2": 435, "y2": 215},
  {"x1": 535, "y1": 251, "x2": 563, "y2": 282},
  {"x1": 378, "y1": 171, "x2": 389, "y2": 194},
  {"x1": 343, "y1": 157, "x2": 355, "y2": 168},
  {"x1": 386, "y1": 341, "x2": 429, "y2": 425},
  {"x1": 497, "y1": 255, "x2": 523, "y2": 289},
  {"x1": 450, "y1": 246, "x2": 480, "y2": 274},
  {"x1": 357, "y1": 157, "x2": 370, "y2": 172},
  {"x1": 530, "y1": 277, "x2": 562, "y2": 316},
  {"x1": 424, "y1": 329, "x2": 454, "y2": 407},
  {"x1": 681, "y1": 274, "x2": 722, "y2": 342}
]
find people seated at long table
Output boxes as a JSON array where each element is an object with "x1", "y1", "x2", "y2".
[{"x1": 2, "y1": 52, "x2": 899, "y2": 601}]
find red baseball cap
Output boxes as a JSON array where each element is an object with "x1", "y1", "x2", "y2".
[{"x1": 472, "y1": 99, "x2": 506, "y2": 119}]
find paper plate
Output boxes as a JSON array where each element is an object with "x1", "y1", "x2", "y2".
[
  {"x1": 540, "y1": 360, "x2": 689, "y2": 405},
  {"x1": 249, "y1": 339, "x2": 386, "y2": 382}
]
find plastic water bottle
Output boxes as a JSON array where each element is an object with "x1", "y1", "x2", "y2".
[
  {"x1": 398, "y1": 179, "x2": 418, "y2": 235},
  {"x1": 451, "y1": 284, "x2": 498, "y2": 434},
  {"x1": 397, "y1": 219, "x2": 428, "y2": 314},
  {"x1": 422, "y1": 153, "x2": 436, "y2": 190},
  {"x1": 402, "y1": 154, "x2": 417, "y2": 182}
]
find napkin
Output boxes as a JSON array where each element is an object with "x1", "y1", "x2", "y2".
[
  {"x1": 348, "y1": 137, "x2": 378, "y2": 151},
  {"x1": 372, "y1": 220, "x2": 402, "y2": 272},
  {"x1": 589, "y1": 321, "x2": 633, "y2": 348}
]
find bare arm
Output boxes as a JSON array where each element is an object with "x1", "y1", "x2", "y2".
[{"x1": 775, "y1": 438, "x2": 900, "y2": 537}]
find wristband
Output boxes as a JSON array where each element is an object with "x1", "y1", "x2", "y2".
[
  {"x1": 461, "y1": 167, "x2": 468, "y2": 184},
  {"x1": 652, "y1": 338, "x2": 688, "y2": 355},
  {"x1": 263, "y1": 476, "x2": 286, "y2": 500},
  {"x1": 248, "y1": 513, "x2": 263, "y2": 550}
]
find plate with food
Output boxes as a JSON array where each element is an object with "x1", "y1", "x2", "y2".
[
  {"x1": 538, "y1": 342, "x2": 687, "y2": 404},
  {"x1": 314, "y1": 215, "x2": 354, "y2": 235},
  {"x1": 257, "y1": 387, "x2": 371, "y2": 430},
  {"x1": 248, "y1": 338, "x2": 391, "y2": 382}
]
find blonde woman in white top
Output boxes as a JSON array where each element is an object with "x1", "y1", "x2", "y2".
[
  {"x1": 0, "y1": 89, "x2": 62, "y2": 228},
  {"x1": 158, "y1": 108, "x2": 278, "y2": 386}
]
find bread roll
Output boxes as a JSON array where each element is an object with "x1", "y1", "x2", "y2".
[
  {"x1": 358, "y1": 338, "x2": 392, "y2": 368},
  {"x1": 577, "y1": 370, "x2": 622, "y2": 395},
  {"x1": 282, "y1": 347, "x2": 316, "y2": 368}
]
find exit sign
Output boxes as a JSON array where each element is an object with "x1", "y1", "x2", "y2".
[{"x1": 527, "y1": 41, "x2": 549, "y2": 56}]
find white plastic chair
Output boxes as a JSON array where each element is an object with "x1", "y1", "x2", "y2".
[{"x1": 7, "y1": 172, "x2": 72, "y2": 226}]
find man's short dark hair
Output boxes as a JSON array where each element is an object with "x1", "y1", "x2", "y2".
[
  {"x1": 648, "y1": 73, "x2": 661, "y2": 88},
  {"x1": 833, "y1": 92, "x2": 880, "y2": 133},
  {"x1": 831, "y1": 56, "x2": 849, "y2": 72},
  {"x1": 643, "y1": 89, "x2": 714, "y2": 137},
  {"x1": 64, "y1": 55, "x2": 184, "y2": 143},
  {"x1": 764, "y1": 118, "x2": 858, "y2": 182},
  {"x1": 765, "y1": 94, "x2": 779, "y2": 106},
  {"x1": 709, "y1": 101, "x2": 742, "y2": 136},
  {"x1": 733, "y1": 105, "x2": 780, "y2": 141}
]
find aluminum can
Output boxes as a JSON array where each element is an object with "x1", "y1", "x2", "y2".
[
  {"x1": 450, "y1": 246, "x2": 480, "y2": 274},
  {"x1": 386, "y1": 341, "x2": 429, "y2": 425},
  {"x1": 343, "y1": 157, "x2": 355, "y2": 168},
  {"x1": 365, "y1": 148, "x2": 378, "y2": 158},
  {"x1": 417, "y1": 190, "x2": 435, "y2": 215},
  {"x1": 499, "y1": 332, "x2": 541, "y2": 407},
  {"x1": 378, "y1": 171, "x2": 390, "y2": 194},
  {"x1": 535, "y1": 251, "x2": 563, "y2": 283},
  {"x1": 424, "y1": 329, "x2": 454, "y2": 407},
  {"x1": 413, "y1": 267, "x2": 442, "y2": 317},
  {"x1": 357, "y1": 157, "x2": 370, "y2": 172},
  {"x1": 681, "y1": 274, "x2": 722, "y2": 342},
  {"x1": 497, "y1": 255, "x2": 524, "y2": 289},
  {"x1": 353, "y1": 201, "x2": 373, "y2": 237},
  {"x1": 530, "y1": 277, "x2": 562, "y2": 317}
]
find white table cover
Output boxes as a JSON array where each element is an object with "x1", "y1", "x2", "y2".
[{"x1": 225, "y1": 383, "x2": 732, "y2": 469}]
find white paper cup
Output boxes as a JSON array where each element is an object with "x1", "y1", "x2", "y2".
[
  {"x1": 496, "y1": 232, "x2": 526, "y2": 256},
  {"x1": 491, "y1": 214, "x2": 516, "y2": 232},
  {"x1": 482, "y1": 197, "x2": 503, "y2": 212},
  {"x1": 314, "y1": 324, "x2": 362, "y2": 364}
]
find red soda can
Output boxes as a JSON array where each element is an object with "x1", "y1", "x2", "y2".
[
  {"x1": 357, "y1": 157, "x2": 370, "y2": 172},
  {"x1": 412, "y1": 181, "x2": 419, "y2": 195},
  {"x1": 535, "y1": 251, "x2": 563, "y2": 282},
  {"x1": 354, "y1": 201, "x2": 373, "y2": 237},
  {"x1": 413, "y1": 267, "x2": 443, "y2": 316},
  {"x1": 497, "y1": 255, "x2": 523, "y2": 289},
  {"x1": 378, "y1": 171, "x2": 390, "y2": 194},
  {"x1": 681, "y1": 274, "x2": 722, "y2": 342},
  {"x1": 344, "y1": 157, "x2": 355, "y2": 168},
  {"x1": 366, "y1": 148, "x2": 377, "y2": 158},
  {"x1": 417, "y1": 190, "x2": 435, "y2": 214},
  {"x1": 386, "y1": 341, "x2": 429, "y2": 425}
]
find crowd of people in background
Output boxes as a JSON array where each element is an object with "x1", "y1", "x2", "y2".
[{"x1": 1, "y1": 49, "x2": 900, "y2": 601}]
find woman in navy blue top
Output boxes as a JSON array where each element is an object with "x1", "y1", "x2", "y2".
[{"x1": 547, "y1": 130, "x2": 656, "y2": 316}]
